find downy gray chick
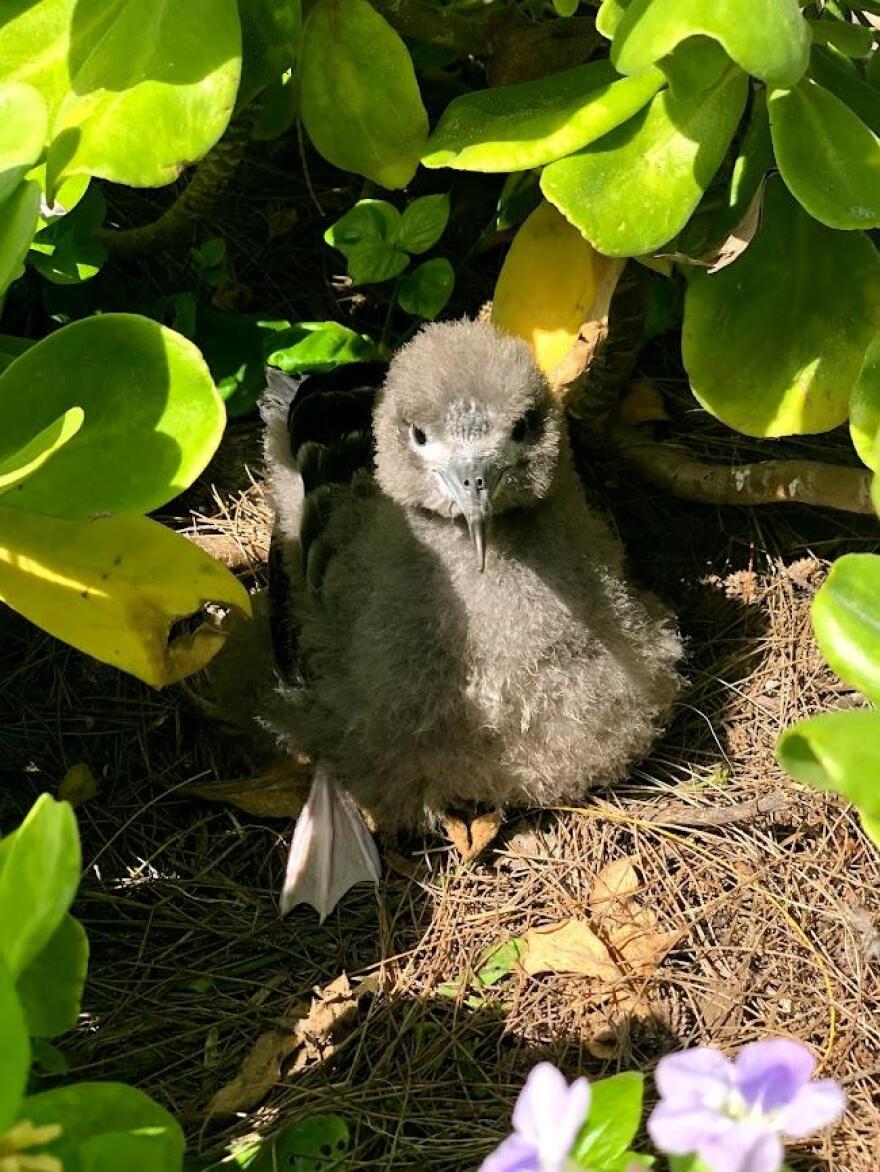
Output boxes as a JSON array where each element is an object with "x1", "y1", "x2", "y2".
[{"x1": 260, "y1": 319, "x2": 682, "y2": 917}]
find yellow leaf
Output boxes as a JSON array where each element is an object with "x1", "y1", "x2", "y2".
[
  {"x1": 57, "y1": 763, "x2": 99, "y2": 808},
  {"x1": 0, "y1": 509, "x2": 251, "y2": 688},
  {"x1": 491, "y1": 200, "x2": 624, "y2": 391},
  {"x1": 182, "y1": 757, "x2": 311, "y2": 819},
  {"x1": 0, "y1": 407, "x2": 84, "y2": 495},
  {"x1": 519, "y1": 918, "x2": 622, "y2": 981}
]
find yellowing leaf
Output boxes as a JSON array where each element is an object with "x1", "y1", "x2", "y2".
[
  {"x1": 0, "y1": 407, "x2": 84, "y2": 496},
  {"x1": 0, "y1": 509, "x2": 251, "y2": 688},
  {"x1": 519, "y1": 919, "x2": 622, "y2": 981},
  {"x1": 207, "y1": 1027, "x2": 297, "y2": 1115},
  {"x1": 491, "y1": 201, "x2": 624, "y2": 390},
  {"x1": 182, "y1": 757, "x2": 310, "y2": 819},
  {"x1": 57, "y1": 763, "x2": 99, "y2": 809},
  {"x1": 590, "y1": 858, "x2": 640, "y2": 909}
]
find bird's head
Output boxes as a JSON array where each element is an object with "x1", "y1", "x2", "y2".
[{"x1": 374, "y1": 319, "x2": 562, "y2": 570}]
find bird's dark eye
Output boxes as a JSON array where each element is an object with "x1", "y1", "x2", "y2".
[
  {"x1": 410, "y1": 424, "x2": 427, "y2": 447},
  {"x1": 512, "y1": 407, "x2": 541, "y2": 443}
]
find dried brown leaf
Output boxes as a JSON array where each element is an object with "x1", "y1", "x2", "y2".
[
  {"x1": 590, "y1": 856, "x2": 681, "y2": 977},
  {"x1": 182, "y1": 757, "x2": 310, "y2": 819},
  {"x1": 207, "y1": 1028, "x2": 298, "y2": 1114},
  {"x1": 58, "y1": 763, "x2": 99, "y2": 808},
  {"x1": 519, "y1": 919, "x2": 622, "y2": 981},
  {"x1": 590, "y1": 857, "x2": 640, "y2": 910},
  {"x1": 619, "y1": 381, "x2": 670, "y2": 426},
  {"x1": 443, "y1": 809, "x2": 503, "y2": 862}
]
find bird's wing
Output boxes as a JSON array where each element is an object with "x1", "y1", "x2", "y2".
[{"x1": 261, "y1": 362, "x2": 387, "y2": 684}]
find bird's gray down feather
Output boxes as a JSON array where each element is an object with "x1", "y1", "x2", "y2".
[{"x1": 252, "y1": 319, "x2": 682, "y2": 831}]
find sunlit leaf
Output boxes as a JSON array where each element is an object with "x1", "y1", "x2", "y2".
[
  {"x1": 236, "y1": 0, "x2": 301, "y2": 110},
  {"x1": 0, "y1": 82, "x2": 48, "y2": 204},
  {"x1": 300, "y1": 0, "x2": 427, "y2": 189},
  {"x1": 4, "y1": 0, "x2": 243, "y2": 191},
  {"x1": 850, "y1": 336, "x2": 880, "y2": 468},
  {"x1": 0, "y1": 954, "x2": 29, "y2": 1131},
  {"x1": 809, "y1": 45, "x2": 880, "y2": 134},
  {"x1": 0, "y1": 509, "x2": 251, "y2": 688},
  {"x1": 324, "y1": 199, "x2": 408, "y2": 284},
  {"x1": 553, "y1": 0, "x2": 580, "y2": 14},
  {"x1": 0, "y1": 794, "x2": 80, "y2": 978},
  {"x1": 0, "y1": 407, "x2": 84, "y2": 496},
  {"x1": 17, "y1": 913, "x2": 88, "y2": 1038},
  {"x1": 29, "y1": 182, "x2": 106, "y2": 284},
  {"x1": 0, "y1": 314, "x2": 225, "y2": 518},
  {"x1": 0, "y1": 179, "x2": 40, "y2": 296},
  {"x1": 812, "y1": 553, "x2": 880, "y2": 703},
  {"x1": 422, "y1": 60, "x2": 663, "y2": 173},
  {"x1": 807, "y1": 18, "x2": 874, "y2": 58},
  {"x1": 399, "y1": 194, "x2": 449, "y2": 255},
  {"x1": 660, "y1": 35, "x2": 731, "y2": 95},
  {"x1": 245, "y1": 1115, "x2": 350, "y2": 1172},
  {"x1": 769, "y1": 78, "x2": 880, "y2": 230},
  {"x1": 572, "y1": 1072, "x2": 644, "y2": 1167},
  {"x1": 683, "y1": 177, "x2": 880, "y2": 436},
  {"x1": 777, "y1": 709, "x2": 880, "y2": 848},
  {"x1": 265, "y1": 321, "x2": 376, "y2": 374},
  {"x1": 20, "y1": 1082, "x2": 185, "y2": 1171},
  {"x1": 610, "y1": 0, "x2": 810, "y2": 87},
  {"x1": 397, "y1": 258, "x2": 454, "y2": 320},
  {"x1": 541, "y1": 66, "x2": 748, "y2": 256}
]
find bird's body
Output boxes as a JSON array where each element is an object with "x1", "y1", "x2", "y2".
[{"x1": 256, "y1": 320, "x2": 682, "y2": 912}]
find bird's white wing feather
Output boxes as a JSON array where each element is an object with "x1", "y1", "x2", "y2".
[{"x1": 280, "y1": 768, "x2": 381, "y2": 921}]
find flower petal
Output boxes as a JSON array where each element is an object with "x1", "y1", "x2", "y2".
[
  {"x1": 647, "y1": 1104, "x2": 731, "y2": 1155},
  {"x1": 655, "y1": 1048, "x2": 736, "y2": 1109},
  {"x1": 734, "y1": 1039, "x2": 816, "y2": 1113},
  {"x1": 698, "y1": 1124, "x2": 783, "y2": 1172},
  {"x1": 479, "y1": 1134, "x2": 540, "y2": 1172},
  {"x1": 512, "y1": 1063, "x2": 571, "y2": 1148},
  {"x1": 541, "y1": 1076, "x2": 591, "y2": 1166},
  {"x1": 778, "y1": 1078, "x2": 846, "y2": 1139}
]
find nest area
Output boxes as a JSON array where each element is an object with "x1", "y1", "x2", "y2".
[{"x1": 2, "y1": 149, "x2": 879, "y2": 1171}]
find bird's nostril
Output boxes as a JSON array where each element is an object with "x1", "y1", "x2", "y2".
[
  {"x1": 476, "y1": 476, "x2": 485, "y2": 490},
  {"x1": 463, "y1": 478, "x2": 470, "y2": 488}
]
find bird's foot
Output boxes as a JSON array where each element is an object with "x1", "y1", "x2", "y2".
[
  {"x1": 280, "y1": 767, "x2": 381, "y2": 922},
  {"x1": 441, "y1": 806, "x2": 503, "y2": 862}
]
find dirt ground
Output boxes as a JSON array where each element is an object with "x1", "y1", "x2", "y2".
[{"x1": 2, "y1": 404, "x2": 879, "y2": 1172}]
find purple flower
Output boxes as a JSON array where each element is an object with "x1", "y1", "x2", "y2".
[
  {"x1": 479, "y1": 1063, "x2": 591, "y2": 1172},
  {"x1": 648, "y1": 1039, "x2": 845, "y2": 1172}
]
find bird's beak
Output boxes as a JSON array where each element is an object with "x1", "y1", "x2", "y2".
[{"x1": 437, "y1": 457, "x2": 504, "y2": 572}]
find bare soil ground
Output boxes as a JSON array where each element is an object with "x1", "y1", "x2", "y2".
[{"x1": 2, "y1": 406, "x2": 879, "y2": 1172}]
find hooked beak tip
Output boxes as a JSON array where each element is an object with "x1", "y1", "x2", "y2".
[{"x1": 467, "y1": 515, "x2": 487, "y2": 572}]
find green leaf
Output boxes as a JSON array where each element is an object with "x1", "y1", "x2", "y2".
[
  {"x1": 0, "y1": 82, "x2": 48, "y2": 205},
  {"x1": 325, "y1": 200, "x2": 407, "y2": 284},
  {"x1": 769, "y1": 78, "x2": 880, "y2": 230},
  {"x1": 810, "y1": 45, "x2": 880, "y2": 134},
  {"x1": 850, "y1": 335, "x2": 880, "y2": 468},
  {"x1": 246, "y1": 1115, "x2": 350, "y2": 1171},
  {"x1": 399, "y1": 194, "x2": 450, "y2": 255},
  {"x1": 808, "y1": 18, "x2": 874, "y2": 59},
  {"x1": 683, "y1": 177, "x2": 880, "y2": 436},
  {"x1": 572, "y1": 1072, "x2": 644, "y2": 1167},
  {"x1": 16, "y1": 914, "x2": 88, "y2": 1038},
  {"x1": 0, "y1": 954, "x2": 29, "y2": 1132},
  {"x1": 250, "y1": 70, "x2": 297, "y2": 142},
  {"x1": 0, "y1": 314, "x2": 225, "y2": 519},
  {"x1": 778, "y1": 709, "x2": 880, "y2": 846},
  {"x1": 660, "y1": 35, "x2": 732, "y2": 96},
  {"x1": 610, "y1": 0, "x2": 810, "y2": 87},
  {"x1": 19, "y1": 1082, "x2": 185, "y2": 1172},
  {"x1": 29, "y1": 181, "x2": 107, "y2": 284},
  {"x1": 265, "y1": 322, "x2": 376, "y2": 374},
  {"x1": 31, "y1": 1039, "x2": 70, "y2": 1076},
  {"x1": 0, "y1": 407, "x2": 84, "y2": 496},
  {"x1": 553, "y1": 0, "x2": 580, "y2": 14},
  {"x1": 422, "y1": 60, "x2": 664, "y2": 173},
  {"x1": 36, "y1": 0, "x2": 241, "y2": 191},
  {"x1": 474, "y1": 938, "x2": 524, "y2": 987},
  {"x1": 0, "y1": 794, "x2": 80, "y2": 978},
  {"x1": 0, "y1": 179, "x2": 40, "y2": 297},
  {"x1": 541, "y1": 65, "x2": 748, "y2": 256},
  {"x1": 396, "y1": 258, "x2": 455, "y2": 319},
  {"x1": 596, "y1": 0, "x2": 631, "y2": 40},
  {"x1": 197, "y1": 309, "x2": 266, "y2": 418},
  {"x1": 0, "y1": 334, "x2": 35, "y2": 374},
  {"x1": 811, "y1": 553, "x2": 880, "y2": 703},
  {"x1": 236, "y1": 0, "x2": 301, "y2": 110},
  {"x1": 300, "y1": 0, "x2": 428, "y2": 189},
  {"x1": 868, "y1": 47, "x2": 880, "y2": 90}
]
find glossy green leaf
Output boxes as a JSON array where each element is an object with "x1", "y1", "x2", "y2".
[
  {"x1": 0, "y1": 314, "x2": 225, "y2": 518},
  {"x1": 683, "y1": 178, "x2": 880, "y2": 436},
  {"x1": 236, "y1": 0, "x2": 301, "y2": 109},
  {"x1": 778, "y1": 709, "x2": 880, "y2": 847},
  {"x1": 812, "y1": 553, "x2": 880, "y2": 703},
  {"x1": 0, "y1": 179, "x2": 40, "y2": 296},
  {"x1": 20, "y1": 1082, "x2": 185, "y2": 1171},
  {"x1": 247, "y1": 1115, "x2": 350, "y2": 1172},
  {"x1": 475, "y1": 938, "x2": 524, "y2": 987},
  {"x1": 265, "y1": 322, "x2": 376, "y2": 374},
  {"x1": 850, "y1": 336, "x2": 880, "y2": 468},
  {"x1": 400, "y1": 194, "x2": 450, "y2": 255},
  {"x1": 34, "y1": 170, "x2": 92, "y2": 228},
  {"x1": 397, "y1": 258, "x2": 455, "y2": 320},
  {"x1": 422, "y1": 60, "x2": 663, "y2": 173},
  {"x1": 809, "y1": 45, "x2": 880, "y2": 134},
  {"x1": 660, "y1": 35, "x2": 731, "y2": 96},
  {"x1": 554, "y1": 0, "x2": 580, "y2": 14},
  {"x1": 596, "y1": 0, "x2": 630, "y2": 40},
  {"x1": 572, "y1": 1072, "x2": 644, "y2": 1166},
  {"x1": 541, "y1": 66, "x2": 748, "y2": 256},
  {"x1": 32, "y1": 1038, "x2": 70, "y2": 1076},
  {"x1": 250, "y1": 70, "x2": 297, "y2": 141},
  {"x1": 808, "y1": 18, "x2": 873, "y2": 58},
  {"x1": 0, "y1": 333, "x2": 35, "y2": 374},
  {"x1": 610, "y1": 0, "x2": 810, "y2": 87},
  {"x1": 28, "y1": 0, "x2": 242, "y2": 191},
  {"x1": 17, "y1": 914, "x2": 88, "y2": 1038},
  {"x1": 0, "y1": 794, "x2": 80, "y2": 977},
  {"x1": 0, "y1": 407, "x2": 84, "y2": 496},
  {"x1": 769, "y1": 78, "x2": 880, "y2": 230},
  {"x1": 0, "y1": 82, "x2": 48, "y2": 205},
  {"x1": 325, "y1": 200, "x2": 408, "y2": 284},
  {"x1": 300, "y1": 0, "x2": 428, "y2": 189},
  {"x1": 0, "y1": 954, "x2": 29, "y2": 1132},
  {"x1": 29, "y1": 182, "x2": 106, "y2": 284}
]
